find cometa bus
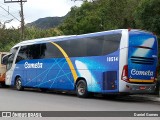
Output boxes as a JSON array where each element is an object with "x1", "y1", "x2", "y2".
[{"x1": 2, "y1": 29, "x2": 158, "y2": 97}]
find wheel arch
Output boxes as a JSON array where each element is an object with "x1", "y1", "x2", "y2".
[
  {"x1": 14, "y1": 75, "x2": 21, "y2": 85},
  {"x1": 74, "y1": 77, "x2": 87, "y2": 90}
]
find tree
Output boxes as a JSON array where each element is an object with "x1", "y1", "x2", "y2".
[
  {"x1": 135, "y1": 0, "x2": 160, "y2": 36},
  {"x1": 60, "y1": 0, "x2": 141, "y2": 35},
  {"x1": 0, "y1": 25, "x2": 63, "y2": 52},
  {"x1": 0, "y1": 23, "x2": 21, "y2": 52}
]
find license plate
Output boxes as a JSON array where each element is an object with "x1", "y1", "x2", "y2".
[{"x1": 139, "y1": 86, "x2": 146, "y2": 90}]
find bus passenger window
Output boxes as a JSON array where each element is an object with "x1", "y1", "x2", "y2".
[
  {"x1": 16, "y1": 56, "x2": 24, "y2": 63},
  {"x1": 17, "y1": 46, "x2": 28, "y2": 62}
]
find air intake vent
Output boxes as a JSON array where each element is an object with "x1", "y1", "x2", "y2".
[{"x1": 131, "y1": 56, "x2": 154, "y2": 65}]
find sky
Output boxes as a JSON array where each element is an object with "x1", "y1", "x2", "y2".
[{"x1": 0, "y1": 0, "x2": 83, "y2": 28}]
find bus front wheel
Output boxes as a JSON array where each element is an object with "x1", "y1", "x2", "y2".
[
  {"x1": 1, "y1": 83, "x2": 6, "y2": 88},
  {"x1": 76, "y1": 80, "x2": 89, "y2": 98},
  {"x1": 15, "y1": 77, "x2": 24, "y2": 91}
]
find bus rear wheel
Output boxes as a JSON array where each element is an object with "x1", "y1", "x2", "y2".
[
  {"x1": 15, "y1": 77, "x2": 24, "y2": 91},
  {"x1": 76, "y1": 80, "x2": 89, "y2": 98}
]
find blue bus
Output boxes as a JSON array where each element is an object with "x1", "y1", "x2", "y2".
[{"x1": 2, "y1": 29, "x2": 158, "y2": 97}]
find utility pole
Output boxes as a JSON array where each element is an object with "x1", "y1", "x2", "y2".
[
  {"x1": 4, "y1": 0, "x2": 27, "y2": 40},
  {"x1": 20, "y1": 0, "x2": 25, "y2": 40}
]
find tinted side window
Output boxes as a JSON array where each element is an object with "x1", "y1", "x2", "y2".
[
  {"x1": 16, "y1": 44, "x2": 42, "y2": 62},
  {"x1": 14, "y1": 33, "x2": 121, "y2": 61},
  {"x1": 86, "y1": 37, "x2": 103, "y2": 56},
  {"x1": 69, "y1": 39, "x2": 87, "y2": 57},
  {"x1": 57, "y1": 40, "x2": 70, "y2": 57},
  {"x1": 68, "y1": 33, "x2": 121, "y2": 57},
  {"x1": 41, "y1": 43, "x2": 63, "y2": 58},
  {"x1": 27, "y1": 44, "x2": 41, "y2": 59},
  {"x1": 102, "y1": 33, "x2": 121, "y2": 55},
  {"x1": 16, "y1": 46, "x2": 28, "y2": 63}
]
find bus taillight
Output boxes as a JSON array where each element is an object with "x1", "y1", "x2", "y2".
[{"x1": 121, "y1": 65, "x2": 129, "y2": 82}]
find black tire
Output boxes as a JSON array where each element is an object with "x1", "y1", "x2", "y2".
[
  {"x1": 15, "y1": 77, "x2": 24, "y2": 91},
  {"x1": 76, "y1": 80, "x2": 89, "y2": 98},
  {"x1": 1, "y1": 83, "x2": 6, "y2": 88}
]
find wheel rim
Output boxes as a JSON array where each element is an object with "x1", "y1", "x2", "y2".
[
  {"x1": 77, "y1": 82, "x2": 85, "y2": 95},
  {"x1": 16, "y1": 79, "x2": 21, "y2": 90}
]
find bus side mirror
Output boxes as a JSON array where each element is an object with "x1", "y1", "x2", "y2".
[
  {"x1": 2, "y1": 54, "x2": 11, "y2": 65},
  {"x1": 2, "y1": 55, "x2": 8, "y2": 65}
]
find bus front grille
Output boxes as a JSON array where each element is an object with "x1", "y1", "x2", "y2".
[{"x1": 130, "y1": 56, "x2": 154, "y2": 65}]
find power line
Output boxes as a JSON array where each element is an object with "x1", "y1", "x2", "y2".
[
  {"x1": 4, "y1": 0, "x2": 27, "y2": 40},
  {"x1": 0, "y1": 1, "x2": 20, "y2": 25},
  {"x1": 0, "y1": 1, "x2": 19, "y2": 11},
  {"x1": 0, "y1": 9, "x2": 19, "y2": 17},
  {"x1": 0, "y1": 13, "x2": 12, "y2": 19},
  {"x1": 0, "y1": 5, "x2": 20, "y2": 21}
]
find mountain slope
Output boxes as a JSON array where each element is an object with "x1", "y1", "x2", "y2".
[{"x1": 26, "y1": 16, "x2": 65, "y2": 29}]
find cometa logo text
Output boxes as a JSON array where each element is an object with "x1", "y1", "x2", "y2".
[
  {"x1": 24, "y1": 62, "x2": 43, "y2": 69},
  {"x1": 131, "y1": 69, "x2": 154, "y2": 76}
]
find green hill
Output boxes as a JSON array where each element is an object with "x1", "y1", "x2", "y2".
[{"x1": 26, "y1": 16, "x2": 66, "y2": 29}]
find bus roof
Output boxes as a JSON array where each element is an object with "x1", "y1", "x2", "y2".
[
  {"x1": 12, "y1": 29, "x2": 124, "y2": 48},
  {"x1": 12, "y1": 29, "x2": 153, "y2": 49}
]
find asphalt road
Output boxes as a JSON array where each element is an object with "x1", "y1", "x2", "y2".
[
  {"x1": 0, "y1": 87, "x2": 159, "y2": 111},
  {"x1": 0, "y1": 87, "x2": 160, "y2": 120}
]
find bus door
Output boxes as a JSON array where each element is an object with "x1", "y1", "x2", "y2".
[{"x1": 128, "y1": 31, "x2": 158, "y2": 83}]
